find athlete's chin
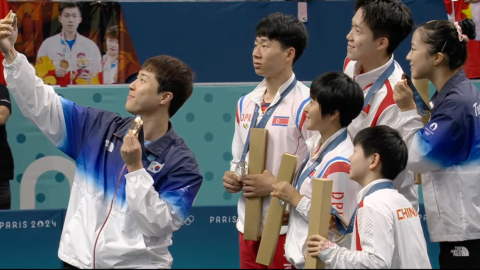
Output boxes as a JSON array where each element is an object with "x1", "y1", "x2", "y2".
[
  {"x1": 349, "y1": 171, "x2": 357, "y2": 181},
  {"x1": 254, "y1": 69, "x2": 265, "y2": 77},
  {"x1": 410, "y1": 70, "x2": 425, "y2": 81},
  {"x1": 346, "y1": 51, "x2": 359, "y2": 61},
  {"x1": 125, "y1": 103, "x2": 138, "y2": 116},
  {"x1": 305, "y1": 122, "x2": 313, "y2": 131}
]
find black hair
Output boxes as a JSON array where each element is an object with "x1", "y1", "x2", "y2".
[
  {"x1": 418, "y1": 18, "x2": 476, "y2": 70},
  {"x1": 353, "y1": 125, "x2": 408, "y2": 180},
  {"x1": 142, "y1": 56, "x2": 195, "y2": 118},
  {"x1": 255, "y1": 12, "x2": 308, "y2": 64},
  {"x1": 310, "y1": 72, "x2": 364, "y2": 127},
  {"x1": 355, "y1": 0, "x2": 414, "y2": 55},
  {"x1": 58, "y1": 2, "x2": 81, "y2": 15}
]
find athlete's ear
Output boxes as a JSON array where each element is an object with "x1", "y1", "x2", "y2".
[
  {"x1": 377, "y1": 37, "x2": 389, "y2": 52},
  {"x1": 369, "y1": 153, "x2": 381, "y2": 171}
]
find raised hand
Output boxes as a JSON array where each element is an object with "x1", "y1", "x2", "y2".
[
  {"x1": 393, "y1": 78, "x2": 416, "y2": 112},
  {"x1": 0, "y1": 10, "x2": 18, "y2": 63}
]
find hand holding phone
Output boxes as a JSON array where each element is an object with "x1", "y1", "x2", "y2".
[{"x1": 129, "y1": 116, "x2": 143, "y2": 136}]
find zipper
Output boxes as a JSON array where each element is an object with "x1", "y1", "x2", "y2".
[{"x1": 92, "y1": 163, "x2": 127, "y2": 269}]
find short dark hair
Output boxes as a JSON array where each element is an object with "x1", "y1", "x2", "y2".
[
  {"x1": 310, "y1": 72, "x2": 364, "y2": 127},
  {"x1": 141, "y1": 56, "x2": 195, "y2": 117},
  {"x1": 353, "y1": 125, "x2": 408, "y2": 180},
  {"x1": 59, "y1": 2, "x2": 81, "y2": 15},
  {"x1": 255, "y1": 12, "x2": 308, "y2": 64},
  {"x1": 105, "y1": 26, "x2": 118, "y2": 39},
  {"x1": 418, "y1": 19, "x2": 476, "y2": 70},
  {"x1": 355, "y1": 0, "x2": 414, "y2": 55}
]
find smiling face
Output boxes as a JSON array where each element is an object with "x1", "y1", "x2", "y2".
[
  {"x1": 406, "y1": 28, "x2": 437, "y2": 80},
  {"x1": 346, "y1": 8, "x2": 383, "y2": 63},
  {"x1": 106, "y1": 37, "x2": 119, "y2": 57},
  {"x1": 125, "y1": 70, "x2": 169, "y2": 116},
  {"x1": 303, "y1": 99, "x2": 336, "y2": 133}
]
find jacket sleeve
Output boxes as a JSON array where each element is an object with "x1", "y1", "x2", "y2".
[
  {"x1": 125, "y1": 156, "x2": 203, "y2": 238},
  {"x1": 319, "y1": 203, "x2": 393, "y2": 268},
  {"x1": 376, "y1": 105, "x2": 424, "y2": 149},
  {"x1": 407, "y1": 112, "x2": 466, "y2": 173},
  {"x1": 4, "y1": 53, "x2": 120, "y2": 160},
  {"x1": 390, "y1": 95, "x2": 468, "y2": 173},
  {"x1": 230, "y1": 96, "x2": 245, "y2": 171}
]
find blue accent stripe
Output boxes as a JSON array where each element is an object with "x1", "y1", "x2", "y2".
[
  {"x1": 293, "y1": 130, "x2": 348, "y2": 189},
  {"x1": 296, "y1": 97, "x2": 310, "y2": 129},
  {"x1": 162, "y1": 190, "x2": 191, "y2": 221},
  {"x1": 58, "y1": 98, "x2": 75, "y2": 157},
  {"x1": 239, "y1": 95, "x2": 246, "y2": 118},
  {"x1": 318, "y1": 156, "x2": 350, "y2": 178}
]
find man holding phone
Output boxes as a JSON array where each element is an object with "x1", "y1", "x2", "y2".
[{"x1": 0, "y1": 13, "x2": 203, "y2": 269}]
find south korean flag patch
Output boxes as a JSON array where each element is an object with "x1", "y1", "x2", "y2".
[{"x1": 147, "y1": 161, "x2": 164, "y2": 174}]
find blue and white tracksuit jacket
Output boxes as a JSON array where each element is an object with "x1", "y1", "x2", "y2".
[{"x1": 4, "y1": 53, "x2": 203, "y2": 268}]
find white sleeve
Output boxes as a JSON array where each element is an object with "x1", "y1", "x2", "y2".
[
  {"x1": 407, "y1": 112, "x2": 465, "y2": 173},
  {"x1": 376, "y1": 105, "x2": 424, "y2": 148},
  {"x1": 125, "y1": 168, "x2": 183, "y2": 238},
  {"x1": 319, "y1": 204, "x2": 393, "y2": 268},
  {"x1": 378, "y1": 104, "x2": 465, "y2": 174},
  {"x1": 4, "y1": 52, "x2": 115, "y2": 160},
  {"x1": 230, "y1": 97, "x2": 245, "y2": 172},
  {"x1": 3, "y1": 53, "x2": 65, "y2": 146},
  {"x1": 295, "y1": 195, "x2": 311, "y2": 220}
]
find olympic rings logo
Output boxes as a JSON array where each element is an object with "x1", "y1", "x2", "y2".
[{"x1": 182, "y1": 215, "x2": 195, "y2": 226}]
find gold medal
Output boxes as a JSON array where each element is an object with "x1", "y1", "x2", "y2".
[{"x1": 60, "y1": 59, "x2": 69, "y2": 70}]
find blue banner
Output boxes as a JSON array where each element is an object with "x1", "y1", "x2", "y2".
[
  {"x1": 0, "y1": 205, "x2": 439, "y2": 269},
  {"x1": 0, "y1": 209, "x2": 66, "y2": 268},
  {"x1": 169, "y1": 206, "x2": 239, "y2": 269}
]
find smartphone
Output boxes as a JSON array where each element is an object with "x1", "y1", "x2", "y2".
[
  {"x1": 402, "y1": 73, "x2": 410, "y2": 86},
  {"x1": 129, "y1": 116, "x2": 143, "y2": 136},
  {"x1": 6, "y1": 10, "x2": 16, "y2": 27},
  {"x1": 10, "y1": 13, "x2": 17, "y2": 27}
]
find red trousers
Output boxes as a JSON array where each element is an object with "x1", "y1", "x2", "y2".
[{"x1": 239, "y1": 232, "x2": 294, "y2": 269}]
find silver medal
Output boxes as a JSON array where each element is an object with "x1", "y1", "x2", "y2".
[{"x1": 235, "y1": 161, "x2": 248, "y2": 178}]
